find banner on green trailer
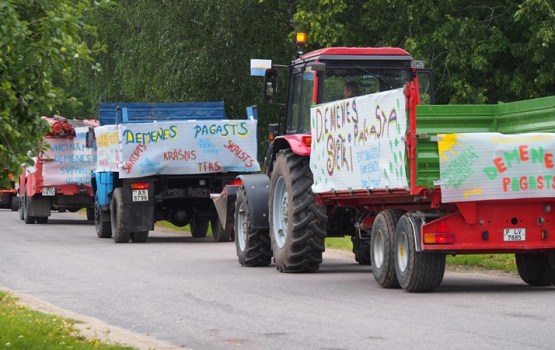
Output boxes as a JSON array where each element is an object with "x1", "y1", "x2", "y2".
[
  {"x1": 437, "y1": 132, "x2": 555, "y2": 203},
  {"x1": 415, "y1": 94, "x2": 555, "y2": 191}
]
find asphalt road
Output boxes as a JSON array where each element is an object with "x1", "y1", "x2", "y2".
[{"x1": 1, "y1": 209, "x2": 554, "y2": 350}]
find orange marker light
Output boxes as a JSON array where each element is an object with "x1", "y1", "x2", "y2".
[
  {"x1": 424, "y1": 232, "x2": 455, "y2": 244},
  {"x1": 296, "y1": 32, "x2": 307, "y2": 45}
]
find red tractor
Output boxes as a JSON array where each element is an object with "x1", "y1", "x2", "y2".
[{"x1": 222, "y1": 34, "x2": 555, "y2": 292}]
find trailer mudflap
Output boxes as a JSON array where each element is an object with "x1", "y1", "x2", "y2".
[
  {"x1": 28, "y1": 196, "x2": 52, "y2": 217},
  {"x1": 122, "y1": 202, "x2": 155, "y2": 232},
  {"x1": 212, "y1": 185, "x2": 240, "y2": 230}
]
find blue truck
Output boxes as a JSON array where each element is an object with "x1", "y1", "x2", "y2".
[{"x1": 87, "y1": 102, "x2": 260, "y2": 243}]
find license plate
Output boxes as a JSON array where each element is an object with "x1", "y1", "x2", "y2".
[
  {"x1": 42, "y1": 187, "x2": 55, "y2": 196},
  {"x1": 132, "y1": 189, "x2": 148, "y2": 202},
  {"x1": 503, "y1": 228, "x2": 526, "y2": 241}
]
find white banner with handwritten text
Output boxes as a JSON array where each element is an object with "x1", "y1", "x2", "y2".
[
  {"x1": 42, "y1": 127, "x2": 97, "y2": 186},
  {"x1": 95, "y1": 120, "x2": 260, "y2": 178},
  {"x1": 437, "y1": 133, "x2": 555, "y2": 202},
  {"x1": 310, "y1": 88, "x2": 408, "y2": 193}
]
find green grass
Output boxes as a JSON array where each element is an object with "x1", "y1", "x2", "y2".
[
  {"x1": 0, "y1": 291, "x2": 135, "y2": 349},
  {"x1": 446, "y1": 254, "x2": 517, "y2": 273},
  {"x1": 155, "y1": 220, "x2": 215, "y2": 238},
  {"x1": 325, "y1": 236, "x2": 517, "y2": 273},
  {"x1": 325, "y1": 236, "x2": 354, "y2": 251},
  {"x1": 156, "y1": 220, "x2": 190, "y2": 233}
]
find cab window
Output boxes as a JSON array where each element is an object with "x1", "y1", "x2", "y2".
[{"x1": 287, "y1": 70, "x2": 315, "y2": 134}]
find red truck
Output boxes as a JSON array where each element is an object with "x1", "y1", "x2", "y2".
[
  {"x1": 218, "y1": 33, "x2": 555, "y2": 292},
  {"x1": 0, "y1": 173, "x2": 18, "y2": 211},
  {"x1": 18, "y1": 116, "x2": 98, "y2": 224}
]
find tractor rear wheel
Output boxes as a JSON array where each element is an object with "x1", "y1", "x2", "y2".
[{"x1": 269, "y1": 149, "x2": 326, "y2": 273}]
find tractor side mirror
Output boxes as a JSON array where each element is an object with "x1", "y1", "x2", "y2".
[{"x1": 263, "y1": 68, "x2": 278, "y2": 103}]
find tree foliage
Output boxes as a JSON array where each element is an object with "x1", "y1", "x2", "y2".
[
  {"x1": 294, "y1": 0, "x2": 555, "y2": 104},
  {"x1": 0, "y1": 0, "x2": 108, "y2": 186},
  {"x1": 63, "y1": 0, "x2": 300, "y2": 157},
  {"x1": 4, "y1": 0, "x2": 555, "y2": 187},
  {"x1": 70, "y1": 0, "x2": 296, "y2": 116}
]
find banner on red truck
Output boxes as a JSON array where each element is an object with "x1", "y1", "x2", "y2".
[
  {"x1": 437, "y1": 132, "x2": 555, "y2": 202},
  {"x1": 310, "y1": 88, "x2": 408, "y2": 193},
  {"x1": 95, "y1": 120, "x2": 260, "y2": 178},
  {"x1": 41, "y1": 127, "x2": 97, "y2": 186}
]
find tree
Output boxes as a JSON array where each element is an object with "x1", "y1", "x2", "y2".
[
  {"x1": 67, "y1": 0, "x2": 298, "y2": 156},
  {"x1": 0, "y1": 0, "x2": 109, "y2": 187},
  {"x1": 293, "y1": 0, "x2": 555, "y2": 104}
]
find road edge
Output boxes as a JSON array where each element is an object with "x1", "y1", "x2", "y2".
[{"x1": 1, "y1": 287, "x2": 186, "y2": 350}]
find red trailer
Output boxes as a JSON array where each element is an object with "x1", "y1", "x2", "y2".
[{"x1": 18, "y1": 116, "x2": 98, "y2": 224}]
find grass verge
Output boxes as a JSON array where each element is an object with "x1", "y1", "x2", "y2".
[
  {"x1": 155, "y1": 220, "x2": 215, "y2": 239},
  {"x1": 0, "y1": 291, "x2": 135, "y2": 350}
]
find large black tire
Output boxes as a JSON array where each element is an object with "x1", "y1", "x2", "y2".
[
  {"x1": 18, "y1": 197, "x2": 24, "y2": 220},
  {"x1": 95, "y1": 194, "x2": 112, "y2": 238},
  {"x1": 371, "y1": 209, "x2": 405, "y2": 288},
  {"x1": 111, "y1": 188, "x2": 130, "y2": 243},
  {"x1": 211, "y1": 215, "x2": 233, "y2": 242},
  {"x1": 235, "y1": 188, "x2": 272, "y2": 266},
  {"x1": 190, "y1": 216, "x2": 209, "y2": 238},
  {"x1": 36, "y1": 216, "x2": 48, "y2": 224},
  {"x1": 86, "y1": 207, "x2": 94, "y2": 221},
  {"x1": 515, "y1": 253, "x2": 555, "y2": 286},
  {"x1": 23, "y1": 193, "x2": 36, "y2": 224},
  {"x1": 131, "y1": 231, "x2": 149, "y2": 243},
  {"x1": 269, "y1": 149, "x2": 327, "y2": 273},
  {"x1": 352, "y1": 235, "x2": 371, "y2": 265},
  {"x1": 395, "y1": 214, "x2": 445, "y2": 292},
  {"x1": 10, "y1": 196, "x2": 18, "y2": 212}
]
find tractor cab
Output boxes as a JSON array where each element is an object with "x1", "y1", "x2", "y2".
[{"x1": 263, "y1": 34, "x2": 433, "y2": 137}]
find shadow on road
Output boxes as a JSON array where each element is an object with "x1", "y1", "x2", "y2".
[
  {"x1": 31, "y1": 218, "x2": 94, "y2": 226},
  {"x1": 438, "y1": 275, "x2": 555, "y2": 294},
  {"x1": 143, "y1": 235, "x2": 225, "y2": 244}
]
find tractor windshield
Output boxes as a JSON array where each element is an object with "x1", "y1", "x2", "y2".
[
  {"x1": 321, "y1": 66, "x2": 412, "y2": 103},
  {"x1": 285, "y1": 61, "x2": 413, "y2": 135}
]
